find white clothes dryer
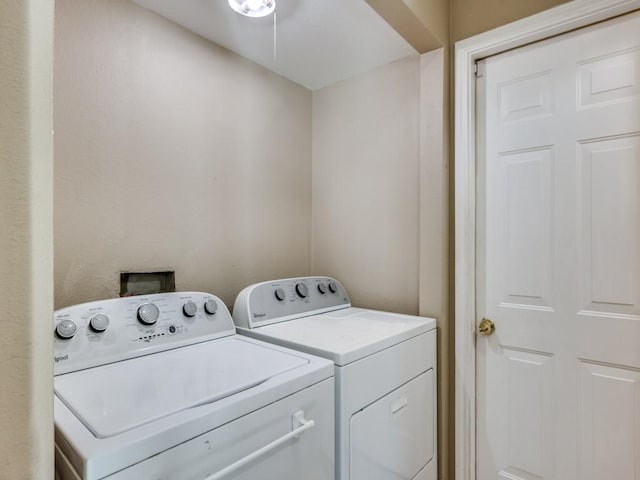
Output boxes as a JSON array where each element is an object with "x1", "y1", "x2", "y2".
[
  {"x1": 233, "y1": 277, "x2": 437, "y2": 480},
  {"x1": 54, "y1": 292, "x2": 334, "y2": 480}
]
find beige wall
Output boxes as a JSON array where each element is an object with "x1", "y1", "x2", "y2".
[
  {"x1": 366, "y1": 0, "x2": 449, "y2": 52},
  {"x1": 0, "y1": 0, "x2": 54, "y2": 477},
  {"x1": 312, "y1": 49, "x2": 450, "y2": 479},
  {"x1": 54, "y1": 0, "x2": 312, "y2": 309},
  {"x1": 372, "y1": 0, "x2": 572, "y2": 47},
  {"x1": 404, "y1": 0, "x2": 449, "y2": 46},
  {"x1": 311, "y1": 55, "x2": 421, "y2": 315},
  {"x1": 311, "y1": 48, "x2": 447, "y2": 317},
  {"x1": 452, "y1": 0, "x2": 571, "y2": 41}
]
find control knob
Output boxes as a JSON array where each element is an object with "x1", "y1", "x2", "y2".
[
  {"x1": 274, "y1": 288, "x2": 286, "y2": 302},
  {"x1": 183, "y1": 301, "x2": 198, "y2": 317},
  {"x1": 317, "y1": 283, "x2": 327, "y2": 294},
  {"x1": 204, "y1": 299, "x2": 218, "y2": 315},
  {"x1": 89, "y1": 314, "x2": 109, "y2": 333},
  {"x1": 138, "y1": 303, "x2": 160, "y2": 325},
  {"x1": 56, "y1": 319, "x2": 77, "y2": 340},
  {"x1": 295, "y1": 283, "x2": 308, "y2": 298},
  {"x1": 328, "y1": 281, "x2": 338, "y2": 293}
]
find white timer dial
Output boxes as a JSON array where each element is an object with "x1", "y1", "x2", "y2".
[
  {"x1": 56, "y1": 319, "x2": 77, "y2": 339},
  {"x1": 137, "y1": 303, "x2": 160, "y2": 325},
  {"x1": 89, "y1": 314, "x2": 109, "y2": 333}
]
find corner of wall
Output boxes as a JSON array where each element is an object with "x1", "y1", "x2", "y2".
[
  {"x1": 365, "y1": 0, "x2": 447, "y2": 53},
  {"x1": 418, "y1": 46, "x2": 451, "y2": 480},
  {"x1": 0, "y1": 0, "x2": 55, "y2": 477}
]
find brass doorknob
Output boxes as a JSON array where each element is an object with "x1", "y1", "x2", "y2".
[{"x1": 479, "y1": 318, "x2": 496, "y2": 336}]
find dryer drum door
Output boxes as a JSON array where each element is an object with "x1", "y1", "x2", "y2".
[{"x1": 349, "y1": 369, "x2": 435, "y2": 480}]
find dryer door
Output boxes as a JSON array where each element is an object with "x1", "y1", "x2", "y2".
[{"x1": 349, "y1": 369, "x2": 435, "y2": 480}]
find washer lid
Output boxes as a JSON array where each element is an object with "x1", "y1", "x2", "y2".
[
  {"x1": 254, "y1": 307, "x2": 436, "y2": 366},
  {"x1": 54, "y1": 337, "x2": 308, "y2": 438}
]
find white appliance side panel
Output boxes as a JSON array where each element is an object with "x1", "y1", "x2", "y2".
[
  {"x1": 350, "y1": 370, "x2": 435, "y2": 479},
  {"x1": 104, "y1": 378, "x2": 334, "y2": 480}
]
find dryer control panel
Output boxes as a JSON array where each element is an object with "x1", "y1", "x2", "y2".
[
  {"x1": 53, "y1": 292, "x2": 235, "y2": 375},
  {"x1": 233, "y1": 276, "x2": 351, "y2": 329}
]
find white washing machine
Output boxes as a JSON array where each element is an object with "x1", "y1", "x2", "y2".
[
  {"x1": 233, "y1": 277, "x2": 437, "y2": 480},
  {"x1": 53, "y1": 291, "x2": 334, "y2": 480}
]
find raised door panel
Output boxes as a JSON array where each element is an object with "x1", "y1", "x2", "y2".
[
  {"x1": 578, "y1": 134, "x2": 640, "y2": 317},
  {"x1": 578, "y1": 47, "x2": 640, "y2": 109},
  {"x1": 478, "y1": 344, "x2": 556, "y2": 480},
  {"x1": 499, "y1": 71, "x2": 555, "y2": 124},
  {"x1": 499, "y1": 349, "x2": 555, "y2": 480},
  {"x1": 500, "y1": 147, "x2": 554, "y2": 310},
  {"x1": 579, "y1": 362, "x2": 640, "y2": 480}
]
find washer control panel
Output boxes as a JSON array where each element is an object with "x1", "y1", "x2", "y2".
[
  {"x1": 53, "y1": 292, "x2": 234, "y2": 375},
  {"x1": 233, "y1": 276, "x2": 351, "y2": 329}
]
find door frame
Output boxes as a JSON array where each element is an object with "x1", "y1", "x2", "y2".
[{"x1": 454, "y1": 1, "x2": 640, "y2": 479}]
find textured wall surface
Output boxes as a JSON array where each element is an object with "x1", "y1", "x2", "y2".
[
  {"x1": 404, "y1": 0, "x2": 449, "y2": 45},
  {"x1": 366, "y1": 0, "x2": 449, "y2": 52},
  {"x1": 0, "y1": 0, "x2": 54, "y2": 477},
  {"x1": 54, "y1": 3, "x2": 450, "y2": 478},
  {"x1": 312, "y1": 49, "x2": 449, "y2": 477},
  {"x1": 419, "y1": 48, "x2": 450, "y2": 480},
  {"x1": 54, "y1": 0, "x2": 312, "y2": 309},
  {"x1": 452, "y1": 0, "x2": 571, "y2": 40},
  {"x1": 312, "y1": 55, "x2": 422, "y2": 315}
]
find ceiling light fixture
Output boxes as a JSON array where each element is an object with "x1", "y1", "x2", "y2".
[{"x1": 228, "y1": 0, "x2": 276, "y2": 18}]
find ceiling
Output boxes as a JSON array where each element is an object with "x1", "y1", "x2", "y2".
[{"x1": 131, "y1": 0, "x2": 418, "y2": 90}]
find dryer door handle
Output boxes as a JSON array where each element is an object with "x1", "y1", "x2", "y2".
[
  {"x1": 391, "y1": 396, "x2": 409, "y2": 415},
  {"x1": 202, "y1": 411, "x2": 315, "y2": 480}
]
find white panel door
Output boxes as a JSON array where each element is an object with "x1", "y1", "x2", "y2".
[{"x1": 477, "y1": 10, "x2": 640, "y2": 480}]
